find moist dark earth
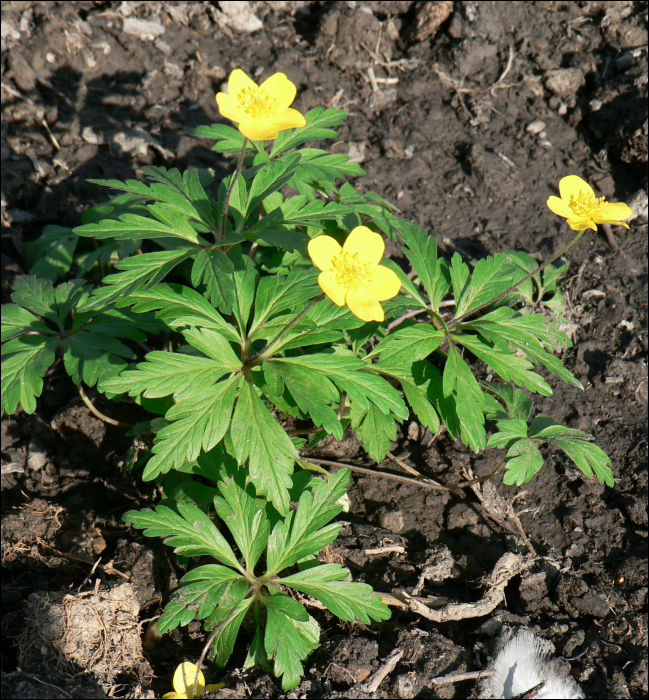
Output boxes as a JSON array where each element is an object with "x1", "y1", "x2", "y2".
[{"x1": 1, "y1": 2, "x2": 647, "y2": 698}]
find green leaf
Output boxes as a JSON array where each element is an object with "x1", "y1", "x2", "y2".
[
  {"x1": 487, "y1": 418, "x2": 529, "y2": 449},
  {"x1": 183, "y1": 328, "x2": 242, "y2": 372},
  {"x1": 264, "y1": 608, "x2": 320, "y2": 692},
  {"x1": 270, "y1": 107, "x2": 347, "y2": 157},
  {"x1": 145, "y1": 375, "x2": 242, "y2": 480},
  {"x1": 552, "y1": 439, "x2": 614, "y2": 487},
  {"x1": 443, "y1": 343, "x2": 486, "y2": 451},
  {"x1": 483, "y1": 384, "x2": 533, "y2": 421},
  {"x1": 397, "y1": 221, "x2": 450, "y2": 311},
  {"x1": 231, "y1": 262, "x2": 259, "y2": 333},
  {"x1": 157, "y1": 564, "x2": 244, "y2": 633},
  {"x1": 1, "y1": 304, "x2": 55, "y2": 342},
  {"x1": 369, "y1": 325, "x2": 444, "y2": 365},
  {"x1": 123, "y1": 499, "x2": 242, "y2": 570},
  {"x1": 1, "y1": 335, "x2": 58, "y2": 415},
  {"x1": 208, "y1": 597, "x2": 255, "y2": 668},
  {"x1": 81, "y1": 248, "x2": 197, "y2": 312},
  {"x1": 191, "y1": 123, "x2": 249, "y2": 154},
  {"x1": 449, "y1": 252, "x2": 470, "y2": 307},
  {"x1": 11, "y1": 276, "x2": 58, "y2": 324},
  {"x1": 127, "y1": 283, "x2": 240, "y2": 343},
  {"x1": 455, "y1": 254, "x2": 516, "y2": 317},
  {"x1": 266, "y1": 469, "x2": 349, "y2": 575},
  {"x1": 249, "y1": 267, "x2": 320, "y2": 340},
  {"x1": 351, "y1": 402, "x2": 396, "y2": 463},
  {"x1": 247, "y1": 154, "x2": 301, "y2": 216},
  {"x1": 62, "y1": 331, "x2": 135, "y2": 387},
  {"x1": 22, "y1": 225, "x2": 78, "y2": 282},
  {"x1": 502, "y1": 439, "x2": 544, "y2": 486},
  {"x1": 213, "y1": 470, "x2": 270, "y2": 571},
  {"x1": 191, "y1": 249, "x2": 236, "y2": 314},
  {"x1": 269, "y1": 361, "x2": 343, "y2": 440},
  {"x1": 453, "y1": 334, "x2": 552, "y2": 396},
  {"x1": 230, "y1": 382, "x2": 297, "y2": 516},
  {"x1": 275, "y1": 354, "x2": 408, "y2": 419},
  {"x1": 263, "y1": 592, "x2": 309, "y2": 622},
  {"x1": 528, "y1": 415, "x2": 589, "y2": 441},
  {"x1": 281, "y1": 563, "x2": 391, "y2": 623},
  {"x1": 101, "y1": 351, "x2": 234, "y2": 399}
]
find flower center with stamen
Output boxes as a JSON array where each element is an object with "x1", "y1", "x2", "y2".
[
  {"x1": 568, "y1": 191, "x2": 606, "y2": 218},
  {"x1": 236, "y1": 86, "x2": 278, "y2": 118},
  {"x1": 331, "y1": 252, "x2": 371, "y2": 289}
]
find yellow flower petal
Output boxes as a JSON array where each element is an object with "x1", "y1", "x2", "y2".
[
  {"x1": 269, "y1": 107, "x2": 306, "y2": 132},
  {"x1": 346, "y1": 288, "x2": 385, "y2": 322},
  {"x1": 162, "y1": 694, "x2": 180, "y2": 699},
  {"x1": 318, "y1": 270, "x2": 348, "y2": 306},
  {"x1": 228, "y1": 69, "x2": 258, "y2": 97},
  {"x1": 559, "y1": 175, "x2": 595, "y2": 203},
  {"x1": 342, "y1": 226, "x2": 385, "y2": 266},
  {"x1": 173, "y1": 662, "x2": 205, "y2": 699},
  {"x1": 594, "y1": 201, "x2": 633, "y2": 226},
  {"x1": 308, "y1": 235, "x2": 342, "y2": 271},
  {"x1": 365, "y1": 264, "x2": 401, "y2": 301},
  {"x1": 546, "y1": 195, "x2": 574, "y2": 219},
  {"x1": 215, "y1": 92, "x2": 243, "y2": 123},
  {"x1": 259, "y1": 73, "x2": 297, "y2": 110},
  {"x1": 236, "y1": 118, "x2": 282, "y2": 141},
  {"x1": 566, "y1": 215, "x2": 597, "y2": 232}
]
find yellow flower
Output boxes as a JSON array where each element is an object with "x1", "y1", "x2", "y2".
[
  {"x1": 547, "y1": 175, "x2": 633, "y2": 232},
  {"x1": 216, "y1": 69, "x2": 306, "y2": 141},
  {"x1": 308, "y1": 226, "x2": 401, "y2": 322},
  {"x1": 162, "y1": 662, "x2": 224, "y2": 699}
]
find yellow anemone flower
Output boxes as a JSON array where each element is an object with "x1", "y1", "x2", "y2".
[
  {"x1": 216, "y1": 69, "x2": 306, "y2": 141},
  {"x1": 162, "y1": 662, "x2": 224, "y2": 699},
  {"x1": 547, "y1": 175, "x2": 633, "y2": 232},
  {"x1": 308, "y1": 226, "x2": 401, "y2": 323}
]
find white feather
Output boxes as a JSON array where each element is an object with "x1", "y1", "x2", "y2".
[{"x1": 490, "y1": 631, "x2": 585, "y2": 699}]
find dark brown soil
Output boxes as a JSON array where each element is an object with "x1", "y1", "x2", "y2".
[{"x1": 2, "y1": 2, "x2": 647, "y2": 698}]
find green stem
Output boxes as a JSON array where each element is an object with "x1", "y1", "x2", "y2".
[
  {"x1": 218, "y1": 137, "x2": 248, "y2": 242},
  {"x1": 249, "y1": 294, "x2": 325, "y2": 365},
  {"x1": 449, "y1": 228, "x2": 588, "y2": 329}
]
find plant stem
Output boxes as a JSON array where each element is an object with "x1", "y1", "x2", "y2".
[
  {"x1": 76, "y1": 383, "x2": 133, "y2": 429},
  {"x1": 249, "y1": 294, "x2": 325, "y2": 364},
  {"x1": 449, "y1": 228, "x2": 588, "y2": 329},
  {"x1": 218, "y1": 137, "x2": 248, "y2": 242}
]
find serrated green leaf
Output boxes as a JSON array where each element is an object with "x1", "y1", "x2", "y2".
[
  {"x1": 275, "y1": 354, "x2": 408, "y2": 419},
  {"x1": 230, "y1": 382, "x2": 297, "y2": 516},
  {"x1": 192, "y1": 123, "x2": 249, "y2": 153},
  {"x1": 183, "y1": 328, "x2": 242, "y2": 372},
  {"x1": 264, "y1": 608, "x2": 320, "y2": 691},
  {"x1": 266, "y1": 470, "x2": 349, "y2": 575},
  {"x1": 11, "y1": 276, "x2": 58, "y2": 324},
  {"x1": 191, "y1": 248, "x2": 236, "y2": 314},
  {"x1": 231, "y1": 262, "x2": 259, "y2": 333},
  {"x1": 270, "y1": 107, "x2": 347, "y2": 157},
  {"x1": 281, "y1": 563, "x2": 391, "y2": 623},
  {"x1": 487, "y1": 418, "x2": 529, "y2": 449},
  {"x1": 157, "y1": 564, "x2": 243, "y2": 634},
  {"x1": 263, "y1": 593, "x2": 309, "y2": 622},
  {"x1": 397, "y1": 221, "x2": 451, "y2": 311},
  {"x1": 1, "y1": 304, "x2": 55, "y2": 342},
  {"x1": 379, "y1": 258, "x2": 427, "y2": 308},
  {"x1": 443, "y1": 343, "x2": 486, "y2": 451},
  {"x1": 269, "y1": 361, "x2": 343, "y2": 440},
  {"x1": 123, "y1": 500, "x2": 241, "y2": 569},
  {"x1": 370, "y1": 325, "x2": 444, "y2": 365},
  {"x1": 80, "y1": 248, "x2": 197, "y2": 312},
  {"x1": 552, "y1": 438, "x2": 614, "y2": 487},
  {"x1": 213, "y1": 470, "x2": 270, "y2": 571},
  {"x1": 62, "y1": 331, "x2": 135, "y2": 387},
  {"x1": 449, "y1": 252, "x2": 470, "y2": 307},
  {"x1": 208, "y1": 597, "x2": 254, "y2": 667},
  {"x1": 456, "y1": 254, "x2": 516, "y2": 317},
  {"x1": 1, "y1": 335, "x2": 58, "y2": 415},
  {"x1": 503, "y1": 439, "x2": 544, "y2": 485},
  {"x1": 528, "y1": 415, "x2": 589, "y2": 441},
  {"x1": 483, "y1": 384, "x2": 533, "y2": 421},
  {"x1": 127, "y1": 283, "x2": 240, "y2": 343},
  {"x1": 453, "y1": 334, "x2": 552, "y2": 396},
  {"x1": 145, "y1": 375, "x2": 242, "y2": 480},
  {"x1": 351, "y1": 402, "x2": 396, "y2": 463},
  {"x1": 247, "y1": 154, "x2": 301, "y2": 216},
  {"x1": 22, "y1": 225, "x2": 78, "y2": 282}
]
